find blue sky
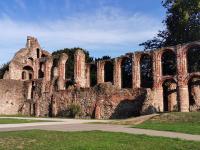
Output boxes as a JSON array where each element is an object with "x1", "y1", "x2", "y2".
[{"x1": 0, "y1": 0, "x2": 165, "y2": 64}]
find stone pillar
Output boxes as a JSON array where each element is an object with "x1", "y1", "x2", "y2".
[
  {"x1": 74, "y1": 49, "x2": 86, "y2": 87},
  {"x1": 44, "y1": 57, "x2": 53, "y2": 82},
  {"x1": 85, "y1": 64, "x2": 90, "y2": 88},
  {"x1": 114, "y1": 58, "x2": 122, "y2": 88},
  {"x1": 132, "y1": 53, "x2": 141, "y2": 88},
  {"x1": 152, "y1": 51, "x2": 163, "y2": 112},
  {"x1": 97, "y1": 61, "x2": 104, "y2": 84},
  {"x1": 177, "y1": 45, "x2": 189, "y2": 112},
  {"x1": 58, "y1": 53, "x2": 68, "y2": 90}
]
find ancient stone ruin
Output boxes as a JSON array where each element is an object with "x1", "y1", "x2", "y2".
[{"x1": 0, "y1": 36, "x2": 200, "y2": 119}]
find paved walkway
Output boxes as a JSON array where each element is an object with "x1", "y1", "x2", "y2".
[{"x1": 0, "y1": 117, "x2": 200, "y2": 142}]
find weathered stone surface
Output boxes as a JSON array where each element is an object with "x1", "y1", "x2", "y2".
[
  {"x1": 0, "y1": 79, "x2": 26, "y2": 115},
  {"x1": 35, "y1": 82, "x2": 148, "y2": 119}
]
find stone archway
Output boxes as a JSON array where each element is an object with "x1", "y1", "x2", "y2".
[
  {"x1": 162, "y1": 79, "x2": 177, "y2": 112},
  {"x1": 22, "y1": 66, "x2": 34, "y2": 80},
  {"x1": 188, "y1": 76, "x2": 200, "y2": 111}
]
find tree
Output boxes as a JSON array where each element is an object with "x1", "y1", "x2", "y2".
[
  {"x1": 140, "y1": 0, "x2": 200, "y2": 50},
  {"x1": 0, "y1": 62, "x2": 9, "y2": 79}
]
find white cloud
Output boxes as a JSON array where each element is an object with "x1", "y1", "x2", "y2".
[{"x1": 0, "y1": 6, "x2": 163, "y2": 64}]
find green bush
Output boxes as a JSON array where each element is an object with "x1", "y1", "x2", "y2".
[{"x1": 68, "y1": 103, "x2": 82, "y2": 118}]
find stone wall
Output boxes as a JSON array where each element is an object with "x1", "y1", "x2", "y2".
[
  {"x1": 34, "y1": 82, "x2": 149, "y2": 119},
  {"x1": 0, "y1": 79, "x2": 26, "y2": 115}
]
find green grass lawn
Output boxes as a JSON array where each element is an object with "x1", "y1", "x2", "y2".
[
  {"x1": 133, "y1": 112, "x2": 200, "y2": 135},
  {"x1": 0, "y1": 118, "x2": 46, "y2": 124},
  {"x1": 0, "y1": 130, "x2": 199, "y2": 150}
]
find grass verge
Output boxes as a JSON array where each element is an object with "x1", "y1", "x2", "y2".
[
  {"x1": 0, "y1": 130, "x2": 200, "y2": 150},
  {"x1": 133, "y1": 112, "x2": 200, "y2": 135},
  {"x1": 0, "y1": 118, "x2": 47, "y2": 124}
]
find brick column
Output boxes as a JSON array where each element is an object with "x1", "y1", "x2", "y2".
[
  {"x1": 58, "y1": 53, "x2": 68, "y2": 90},
  {"x1": 114, "y1": 58, "x2": 122, "y2": 88},
  {"x1": 44, "y1": 58, "x2": 53, "y2": 82},
  {"x1": 132, "y1": 53, "x2": 141, "y2": 88},
  {"x1": 97, "y1": 61, "x2": 104, "y2": 84},
  {"x1": 85, "y1": 64, "x2": 90, "y2": 88},
  {"x1": 177, "y1": 45, "x2": 189, "y2": 112},
  {"x1": 74, "y1": 49, "x2": 86, "y2": 87},
  {"x1": 152, "y1": 51, "x2": 163, "y2": 112}
]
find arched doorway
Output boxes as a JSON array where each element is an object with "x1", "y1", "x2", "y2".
[
  {"x1": 188, "y1": 76, "x2": 200, "y2": 111},
  {"x1": 161, "y1": 50, "x2": 177, "y2": 76},
  {"x1": 140, "y1": 54, "x2": 153, "y2": 88},
  {"x1": 121, "y1": 57, "x2": 132, "y2": 88},
  {"x1": 162, "y1": 79, "x2": 177, "y2": 112}
]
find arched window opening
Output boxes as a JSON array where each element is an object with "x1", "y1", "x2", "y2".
[
  {"x1": 140, "y1": 54, "x2": 153, "y2": 88},
  {"x1": 161, "y1": 50, "x2": 177, "y2": 76},
  {"x1": 90, "y1": 64, "x2": 97, "y2": 87},
  {"x1": 187, "y1": 46, "x2": 200, "y2": 73},
  {"x1": 37, "y1": 48, "x2": 40, "y2": 58},
  {"x1": 104, "y1": 61, "x2": 114, "y2": 83},
  {"x1": 121, "y1": 57, "x2": 132, "y2": 88},
  {"x1": 22, "y1": 66, "x2": 33, "y2": 80},
  {"x1": 188, "y1": 76, "x2": 200, "y2": 111},
  {"x1": 162, "y1": 79, "x2": 177, "y2": 112}
]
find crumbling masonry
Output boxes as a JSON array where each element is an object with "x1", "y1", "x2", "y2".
[{"x1": 0, "y1": 36, "x2": 200, "y2": 119}]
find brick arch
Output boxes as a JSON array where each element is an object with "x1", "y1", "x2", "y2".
[
  {"x1": 22, "y1": 65, "x2": 34, "y2": 80},
  {"x1": 162, "y1": 78, "x2": 178, "y2": 112},
  {"x1": 161, "y1": 76, "x2": 177, "y2": 85},
  {"x1": 182, "y1": 42, "x2": 200, "y2": 54},
  {"x1": 186, "y1": 73, "x2": 200, "y2": 85},
  {"x1": 159, "y1": 48, "x2": 176, "y2": 57},
  {"x1": 187, "y1": 74, "x2": 200, "y2": 110}
]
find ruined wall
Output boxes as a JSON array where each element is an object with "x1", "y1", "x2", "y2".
[
  {"x1": 34, "y1": 82, "x2": 149, "y2": 119},
  {"x1": 0, "y1": 79, "x2": 26, "y2": 115}
]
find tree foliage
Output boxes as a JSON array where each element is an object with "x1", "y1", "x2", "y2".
[
  {"x1": 140, "y1": 0, "x2": 200, "y2": 50},
  {"x1": 0, "y1": 62, "x2": 9, "y2": 79}
]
